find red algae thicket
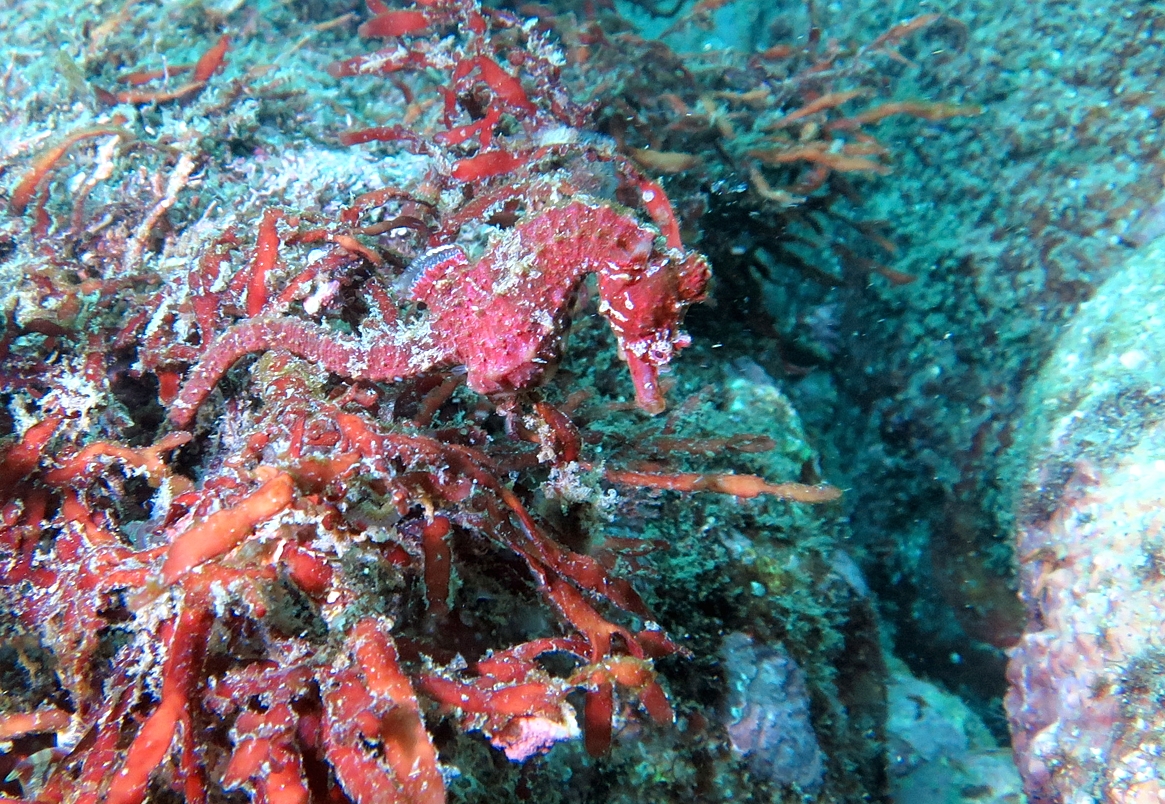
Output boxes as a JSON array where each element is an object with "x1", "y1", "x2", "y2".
[{"x1": 0, "y1": 0, "x2": 886, "y2": 802}]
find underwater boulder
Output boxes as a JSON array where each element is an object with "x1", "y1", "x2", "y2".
[{"x1": 1006, "y1": 234, "x2": 1165, "y2": 803}]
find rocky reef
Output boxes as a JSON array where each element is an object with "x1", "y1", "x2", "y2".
[
  {"x1": 0, "y1": 0, "x2": 909, "y2": 800},
  {"x1": 6, "y1": 0, "x2": 1160, "y2": 801}
]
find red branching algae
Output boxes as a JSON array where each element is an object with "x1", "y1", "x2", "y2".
[
  {"x1": 8, "y1": 126, "x2": 129, "y2": 215},
  {"x1": 0, "y1": 1, "x2": 847, "y2": 801}
]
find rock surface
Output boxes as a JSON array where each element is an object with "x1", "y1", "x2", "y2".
[{"x1": 1007, "y1": 235, "x2": 1165, "y2": 802}]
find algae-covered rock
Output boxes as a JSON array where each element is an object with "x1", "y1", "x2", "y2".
[
  {"x1": 887, "y1": 658, "x2": 1023, "y2": 804},
  {"x1": 1007, "y1": 235, "x2": 1165, "y2": 803},
  {"x1": 481, "y1": 337, "x2": 892, "y2": 803}
]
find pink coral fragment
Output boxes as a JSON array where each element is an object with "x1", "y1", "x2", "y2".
[{"x1": 496, "y1": 712, "x2": 581, "y2": 761}]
